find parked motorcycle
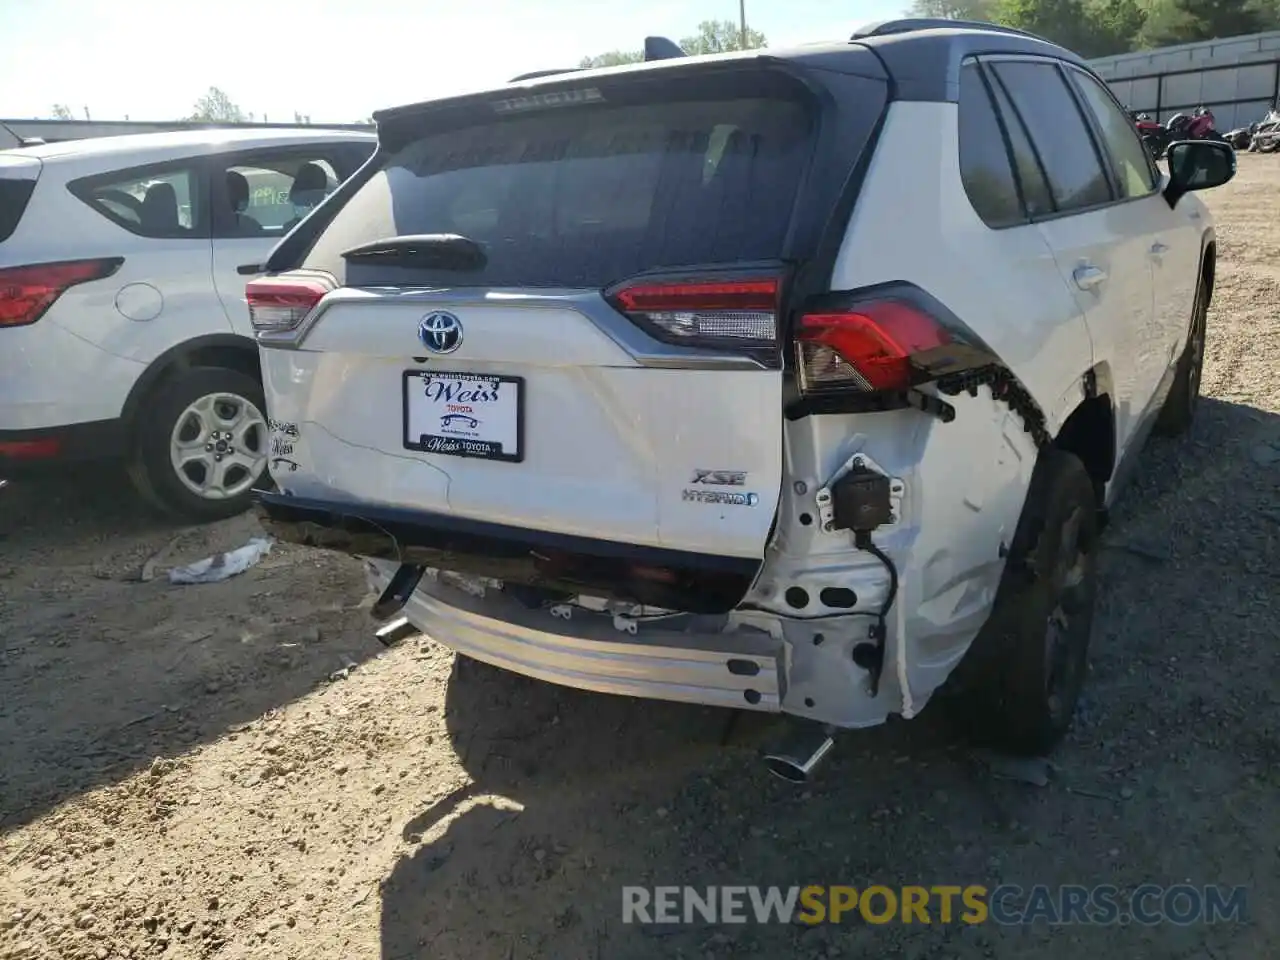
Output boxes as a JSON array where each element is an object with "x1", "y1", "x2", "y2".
[
  {"x1": 1179, "y1": 107, "x2": 1227, "y2": 143},
  {"x1": 1226, "y1": 126, "x2": 1253, "y2": 150},
  {"x1": 1249, "y1": 106, "x2": 1280, "y2": 153},
  {"x1": 1131, "y1": 110, "x2": 1171, "y2": 160}
]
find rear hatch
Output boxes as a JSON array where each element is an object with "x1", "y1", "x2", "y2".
[{"x1": 254, "y1": 56, "x2": 887, "y2": 602}]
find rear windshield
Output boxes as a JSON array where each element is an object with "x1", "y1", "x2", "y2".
[
  {"x1": 304, "y1": 94, "x2": 814, "y2": 288},
  {"x1": 0, "y1": 178, "x2": 36, "y2": 244}
]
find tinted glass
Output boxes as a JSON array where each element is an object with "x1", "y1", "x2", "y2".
[
  {"x1": 958, "y1": 64, "x2": 1023, "y2": 228},
  {"x1": 305, "y1": 96, "x2": 813, "y2": 288},
  {"x1": 987, "y1": 75, "x2": 1055, "y2": 218},
  {"x1": 0, "y1": 178, "x2": 36, "y2": 243},
  {"x1": 1068, "y1": 69, "x2": 1159, "y2": 198},
  {"x1": 991, "y1": 61, "x2": 1112, "y2": 213},
  {"x1": 73, "y1": 165, "x2": 202, "y2": 238}
]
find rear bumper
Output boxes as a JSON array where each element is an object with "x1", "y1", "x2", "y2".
[
  {"x1": 0, "y1": 418, "x2": 127, "y2": 477},
  {"x1": 367, "y1": 560, "x2": 784, "y2": 712}
]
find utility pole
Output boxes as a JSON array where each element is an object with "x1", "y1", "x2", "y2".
[{"x1": 739, "y1": 0, "x2": 748, "y2": 48}]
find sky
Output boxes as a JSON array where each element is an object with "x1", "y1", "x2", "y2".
[{"x1": 0, "y1": 0, "x2": 908, "y2": 123}]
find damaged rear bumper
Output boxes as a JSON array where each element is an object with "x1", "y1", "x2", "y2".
[
  {"x1": 366, "y1": 561, "x2": 784, "y2": 712},
  {"x1": 253, "y1": 491, "x2": 785, "y2": 711}
]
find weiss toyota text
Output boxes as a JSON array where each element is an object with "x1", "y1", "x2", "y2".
[
  {"x1": 246, "y1": 20, "x2": 1234, "y2": 780},
  {"x1": 0, "y1": 127, "x2": 374, "y2": 519}
]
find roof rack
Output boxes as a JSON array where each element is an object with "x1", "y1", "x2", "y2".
[
  {"x1": 644, "y1": 36, "x2": 686, "y2": 61},
  {"x1": 509, "y1": 68, "x2": 583, "y2": 82},
  {"x1": 851, "y1": 18, "x2": 1047, "y2": 43}
]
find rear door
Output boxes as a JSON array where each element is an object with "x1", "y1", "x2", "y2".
[
  {"x1": 1065, "y1": 64, "x2": 1201, "y2": 371},
  {"x1": 263, "y1": 69, "x2": 868, "y2": 559},
  {"x1": 209, "y1": 142, "x2": 371, "y2": 337},
  {"x1": 985, "y1": 57, "x2": 1161, "y2": 454}
]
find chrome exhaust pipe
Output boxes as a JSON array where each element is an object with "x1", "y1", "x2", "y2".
[{"x1": 762, "y1": 722, "x2": 837, "y2": 784}]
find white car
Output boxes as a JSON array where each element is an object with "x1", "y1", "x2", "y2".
[
  {"x1": 248, "y1": 20, "x2": 1233, "y2": 779},
  {"x1": 0, "y1": 127, "x2": 375, "y2": 520}
]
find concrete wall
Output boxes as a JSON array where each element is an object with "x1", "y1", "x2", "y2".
[{"x1": 1091, "y1": 31, "x2": 1280, "y2": 129}]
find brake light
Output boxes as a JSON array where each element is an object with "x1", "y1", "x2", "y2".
[
  {"x1": 0, "y1": 258, "x2": 124, "y2": 328},
  {"x1": 606, "y1": 276, "x2": 780, "y2": 351},
  {"x1": 795, "y1": 301, "x2": 952, "y2": 394},
  {"x1": 246, "y1": 275, "x2": 332, "y2": 333}
]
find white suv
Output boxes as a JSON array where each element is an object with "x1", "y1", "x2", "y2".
[
  {"x1": 0, "y1": 127, "x2": 375, "y2": 520},
  {"x1": 248, "y1": 21, "x2": 1234, "y2": 777}
]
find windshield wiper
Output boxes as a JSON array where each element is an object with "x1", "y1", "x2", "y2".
[{"x1": 340, "y1": 234, "x2": 487, "y2": 271}]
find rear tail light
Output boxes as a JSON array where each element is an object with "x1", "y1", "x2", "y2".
[
  {"x1": 246, "y1": 275, "x2": 333, "y2": 333},
  {"x1": 795, "y1": 301, "x2": 953, "y2": 394},
  {"x1": 0, "y1": 437, "x2": 61, "y2": 460},
  {"x1": 606, "y1": 276, "x2": 781, "y2": 357},
  {"x1": 0, "y1": 258, "x2": 124, "y2": 328}
]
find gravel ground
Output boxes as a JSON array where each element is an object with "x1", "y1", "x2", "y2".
[{"x1": 2, "y1": 157, "x2": 1278, "y2": 960}]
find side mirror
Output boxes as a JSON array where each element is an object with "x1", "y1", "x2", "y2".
[{"x1": 1164, "y1": 139, "x2": 1236, "y2": 208}]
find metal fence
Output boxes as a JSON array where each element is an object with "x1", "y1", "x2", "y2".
[{"x1": 1091, "y1": 31, "x2": 1280, "y2": 130}]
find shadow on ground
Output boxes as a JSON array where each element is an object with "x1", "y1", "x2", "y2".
[
  {"x1": 0, "y1": 470, "x2": 378, "y2": 831},
  {"x1": 381, "y1": 398, "x2": 1279, "y2": 960}
]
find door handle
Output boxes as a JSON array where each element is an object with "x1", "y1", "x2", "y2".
[
  {"x1": 236, "y1": 262, "x2": 266, "y2": 276},
  {"x1": 1150, "y1": 241, "x2": 1169, "y2": 255},
  {"x1": 1073, "y1": 264, "x2": 1108, "y2": 291}
]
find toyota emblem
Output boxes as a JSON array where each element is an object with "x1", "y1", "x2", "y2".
[{"x1": 418, "y1": 311, "x2": 463, "y2": 354}]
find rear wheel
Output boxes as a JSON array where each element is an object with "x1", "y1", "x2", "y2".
[
  {"x1": 127, "y1": 366, "x2": 270, "y2": 522},
  {"x1": 1154, "y1": 270, "x2": 1208, "y2": 437},
  {"x1": 947, "y1": 449, "x2": 1099, "y2": 756}
]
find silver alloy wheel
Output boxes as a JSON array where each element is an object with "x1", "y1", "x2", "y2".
[{"x1": 168, "y1": 392, "x2": 267, "y2": 500}]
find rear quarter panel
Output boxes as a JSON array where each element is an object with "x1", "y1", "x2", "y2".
[
  {"x1": 804, "y1": 100, "x2": 1094, "y2": 709},
  {"x1": 8, "y1": 161, "x2": 224, "y2": 366}
]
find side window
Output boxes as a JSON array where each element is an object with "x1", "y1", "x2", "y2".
[
  {"x1": 958, "y1": 64, "x2": 1024, "y2": 228},
  {"x1": 987, "y1": 78, "x2": 1055, "y2": 218},
  {"x1": 990, "y1": 60, "x2": 1113, "y2": 214},
  {"x1": 71, "y1": 164, "x2": 203, "y2": 239},
  {"x1": 213, "y1": 151, "x2": 344, "y2": 238},
  {"x1": 1068, "y1": 69, "x2": 1160, "y2": 198}
]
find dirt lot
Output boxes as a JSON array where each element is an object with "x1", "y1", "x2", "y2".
[{"x1": 3, "y1": 158, "x2": 1279, "y2": 960}]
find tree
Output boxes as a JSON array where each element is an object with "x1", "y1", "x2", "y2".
[
  {"x1": 580, "y1": 19, "x2": 766, "y2": 68},
  {"x1": 991, "y1": 0, "x2": 1280, "y2": 54},
  {"x1": 578, "y1": 50, "x2": 644, "y2": 68},
  {"x1": 678, "y1": 19, "x2": 767, "y2": 54},
  {"x1": 50, "y1": 104, "x2": 74, "y2": 120},
  {"x1": 909, "y1": 0, "x2": 997, "y2": 19},
  {"x1": 188, "y1": 87, "x2": 246, "y2": 123}
]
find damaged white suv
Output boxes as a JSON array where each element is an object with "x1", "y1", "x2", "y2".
[{"x1": 249, "y1": 20, "x2": 1233, "y2": 778}]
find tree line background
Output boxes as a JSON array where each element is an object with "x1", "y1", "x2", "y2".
[
  {"x1": 44, "y1": 5, "x2": 1280, "y2": 124},
  {"x1": 583, "y1": 4, "x2": 1280, "y2": 66},
  {"x1": 910, "y1": 0, "x2": 1280, "y2": 59}
]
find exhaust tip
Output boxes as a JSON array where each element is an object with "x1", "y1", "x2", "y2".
[
  {"x1": 763, "y1": 755, "x2": 813, "y2": 784},
  {"x1": 761, "y1": 730, "x2": 835, "y2": 784}
]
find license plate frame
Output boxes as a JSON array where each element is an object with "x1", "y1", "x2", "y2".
[{"x1": 401, "y1": 369, "x2": 525, "y2": 463}]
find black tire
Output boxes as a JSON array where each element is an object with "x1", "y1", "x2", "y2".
[
  {"x1": 1154, "y1": 268, "x2": 1208, "y2": 437},
  {"x1": 127, "y1": 366, "x2": 269, "y2": 523},
  {"x1": 947, "y1": 449, "x2": 1099, "y2": 756}
]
